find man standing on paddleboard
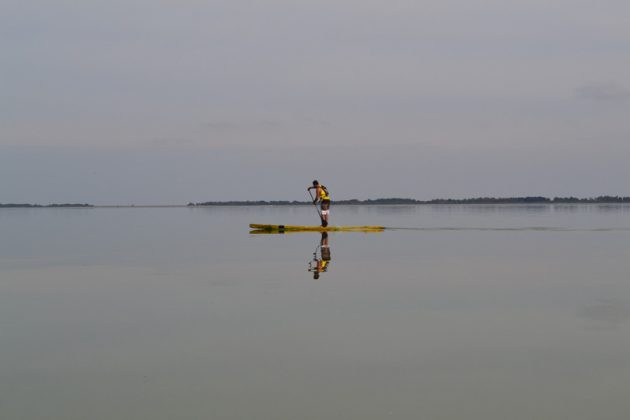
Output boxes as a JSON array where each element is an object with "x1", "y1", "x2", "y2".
[{"x1": 307, "y1": 180, "x2": 330, "y2": 227}]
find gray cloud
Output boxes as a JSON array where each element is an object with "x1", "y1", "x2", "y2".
[
  {"x1": 203, "y1": 121, "x2": 283, "y2": 132},
  {"x1": 578, "y1": 298, "x2": 630, "y2": 329},
  {"x1": 575, "y1": 82, "x2": 630, "y2": 102},
  {"x1": 150, "y1": 137, "x2": 200, "y2": 147}
]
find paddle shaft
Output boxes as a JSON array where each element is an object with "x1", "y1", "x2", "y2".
[{"x1": 307, "y1": 189, "x2": 324, "y2": 222}]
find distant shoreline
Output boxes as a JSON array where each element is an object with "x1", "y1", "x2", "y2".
[
  {"x1": 4, "y1": 196, "x2": 630, "y2": 208},
  {"x1": 0, "y1": 203, "x2": 94, "y2": 208},
  {"x1": 189, "y1": 196, "x2": 630, "y2": 206}
]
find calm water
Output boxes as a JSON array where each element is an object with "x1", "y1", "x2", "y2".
[{"x1": 1, "y1": 205, "x2": 630, "y2": 419}]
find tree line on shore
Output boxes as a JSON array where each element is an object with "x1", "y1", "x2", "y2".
[
  {"x1": 4, "y1": 196, "x2": 630, "y2": 208},
  {"x1": 189, "y1": 196, "x2": 630, "y2": 206},
  {"x1": 0, "y1": 203, "x2": 93, "y2": 208}
]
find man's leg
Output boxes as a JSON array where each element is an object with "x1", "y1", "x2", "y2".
[
  {"x1": 321, "y1": 200, "x2": 330, "y2": 227},
  {"x1": 320, "y1": 210, "x2": 329, "y2": 227}
]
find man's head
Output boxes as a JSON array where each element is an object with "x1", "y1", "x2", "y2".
[
  {"x1": 313, "y1": 272, "x2": 320, "y2": 280},
  {"x1": 312, "y1": 180, "x2": 319, "y2": 186}
]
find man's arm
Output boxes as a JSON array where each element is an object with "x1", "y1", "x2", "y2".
[{"x1": 308, "y1": 186, "x2": 319, "y2": 203}]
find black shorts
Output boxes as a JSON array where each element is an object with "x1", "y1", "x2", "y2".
[{"x1": 321, "y1": 199, "x2": 330, "y2": 210}]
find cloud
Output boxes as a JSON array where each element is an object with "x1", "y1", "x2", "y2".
[
  {"x1": 575, "y1": 82, "x2": 630, "y2": 102},
  {"x1": 150, "y1": 137, "x2": 199, "y2": 147},
  {"x1": 203, "y1": 121, "x2": 240, "y2": 132},
  {"x1": 577, "y1": 298, "x2": 630, "y2": 328},
  {"x1": 202, "y1": 120, "x2": 283, "y2": 133}
]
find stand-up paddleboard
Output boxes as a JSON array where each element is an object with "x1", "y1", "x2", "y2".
[{"x1": 249, "y1": 224, "x2": 384, "y2": 233}]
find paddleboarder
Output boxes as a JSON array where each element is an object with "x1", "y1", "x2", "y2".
[{"x1": 307, "y1": 180, "x2": 331, "y2": 227}]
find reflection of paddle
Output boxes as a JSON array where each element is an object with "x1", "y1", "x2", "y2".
[{"x1": 307, "y1": 189, "x2": 324, "y2": 225}]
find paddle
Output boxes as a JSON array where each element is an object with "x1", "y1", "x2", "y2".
[{"x1": 307, "y1": 189, "x2": 325, "y2": 225}]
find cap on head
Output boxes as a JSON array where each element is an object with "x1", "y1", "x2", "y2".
[{"x1": 312, "y1": 180, "x2": 319, "y2": 186}]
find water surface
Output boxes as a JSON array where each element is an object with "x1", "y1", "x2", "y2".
[{"x1": 1, "y1": 205, "x2": 629, "y2": 419}]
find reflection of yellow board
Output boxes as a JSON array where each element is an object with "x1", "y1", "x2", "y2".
[{"x1": 249, "y1": 224, "x2": 384, "y2": 233}]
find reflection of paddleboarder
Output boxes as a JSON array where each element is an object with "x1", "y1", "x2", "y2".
[{"x1": 308, "y1": 232, "x2": 331, "y2": 279}]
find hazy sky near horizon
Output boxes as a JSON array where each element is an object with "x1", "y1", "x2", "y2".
[{"x1": 2, "y1": 0, "x2": 629, "y2": 204}]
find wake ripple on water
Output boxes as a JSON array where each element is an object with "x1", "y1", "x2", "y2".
[{"x1": 386, "y1": 226, "x2": 630, "y2": 232}]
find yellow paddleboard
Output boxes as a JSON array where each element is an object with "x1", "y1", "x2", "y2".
[{"x1": 249, "y1": 224, "x2": 384, "y2": 233}]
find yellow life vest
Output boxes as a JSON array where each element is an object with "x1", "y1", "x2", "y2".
[{"x1": 319, "y1": 186, "x2": 330, "y2": 201}]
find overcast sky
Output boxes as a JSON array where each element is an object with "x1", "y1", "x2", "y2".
[{"x1": 2, "y1": 0, "x2": 629, "y2": 204}]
